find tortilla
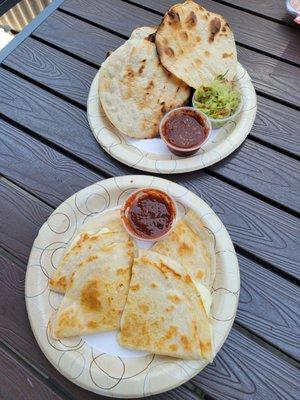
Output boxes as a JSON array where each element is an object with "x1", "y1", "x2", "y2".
[
  {"x1": 49, "y1": 210, "x2": 129, "y2": 293},
  {"x1": 99, "y1": 36, "x2": 190, "y2": 139},
  {"x1": 130, "y1": 26, "x2": 157, "y2": 40},
  {"x1": 51, "y1": 239, "x2": 136, "y2": 339},
  {"x1": 155, "y1": 0, "x2": 237, "y2": 88},
  {"x1": 118, "y1": 250, "x2": 213, "y2": 360},
  {"x1": 152, "y1": 210, "x2": 216, "y2": 295}
]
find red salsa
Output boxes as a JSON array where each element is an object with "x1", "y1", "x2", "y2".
[
  {"x1": 122, "y1": 189, "x2": 176, "y2": 240},
  {"x1": 160, "y1": 108, "x2": 210, "y2": 156}
]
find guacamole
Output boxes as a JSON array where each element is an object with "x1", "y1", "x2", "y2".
[{"x1": 193, "y1": 75, "x2": 241, "y2": 119}]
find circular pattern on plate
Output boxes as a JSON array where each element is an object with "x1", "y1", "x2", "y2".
[
  {"x1": 25, "y1": 175, "x2": 239, "y2": 398},
  {"x1": 87, "y1": 63, "x2": 256, "y2": 174}
]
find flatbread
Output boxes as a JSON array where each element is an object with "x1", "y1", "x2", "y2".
[
  {"x1": 155, "y1": 0, "x2": 237, "y2": 88},
  {"x1": 118, "y1": 250, "x2": 213, "y2": 360},
  {"x1": 51, "y1": 239, "x2": 136, "y2": 339},
  {"x1": 130, "y1": 26, "x2": 157, "y2": 40},
  {"x1": 152, "y1": 210, "x2": 216, "y2": 293},
  {"x1": 99, "y1": 36, "x2": 190, "y2": 139}
]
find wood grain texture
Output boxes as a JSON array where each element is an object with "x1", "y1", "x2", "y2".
[
  {"x1": 236, "y1": 46, "x2": 300, "y2": 108},
  {"x1": 209, "y1": 139, "x2": 300, "y2": 213},
  {"x1": 61, "y1": 0, "x2": 300, "y2": 65},
  {"x1": 192, "y1": 329, "x2": 300, "y2": 400},
  {"x1": 0, "y1": 68, "x2": 124, "y2": 173},
  {"x1": 4, "y1": 40, "x2": 300, "y2": 157},
  {"x1": 3, "y1": 37, "x2": 97, "y2": 107},
  {"x1": 0, "y1": 253, "x2": 202, "y2": 400},
  {"x1": 0, "y1": 118, "x2": 101, "y2": 207},
  {"x1": 32, "y1": 12, "x2": 300, "y2": 108},
  {"x1": 253, "y1": 96, "x2": 300, "y2": 157},
  {"x1": 33, "y1": 11, "x2": 123, "y2": 66},
  {"x1": 0, "y1": 179, "x2": 52, "y2": 263},
  {"x1": 1, "y1": 252, "x2": 299, "y2": 400},
  {"x1": 219, "y1": 0, "x2": 297, "y2": 25},
  {"x1": 237, "y1": 254, "x2": 300, "y2": 360},
  {"x1": 0, "y1": 69, "x2": 298, "y2": 278},
  {"x1": 0, "y1": 346, "x2": 64, "y2": 400}
]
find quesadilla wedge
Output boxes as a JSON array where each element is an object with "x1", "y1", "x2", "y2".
[
  {"x1": 118, "y1": 250, "x2": 213, "y2": 360},
  {"x1": 49, "y1": 209, "x2": 129, "y2": 293},
  {"x1": 51, "y1": 238, "x2": 136, "y2": 339},
  {"x1": 152, "y1": 210, "x2": 215, "y2": 315},
  {"x1": 155, "y1": 0, "x2": 237, "y2": 88}
]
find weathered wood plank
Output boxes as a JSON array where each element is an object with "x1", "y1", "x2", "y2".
[
  {"x1": 32, "y1": 11, "x2": 123, "y2": 66},
  {"x1": 4, "y1": 38, "x2": 300, "y2": 157},
  {"x1": 0, "y1": 118, "x2": 100, "y2": 206},
  {"x1": 0, "y1": 346, "x2": 64, "y2": 400},
  {"x1": 253, "y1": 96, "x2": 300, "y2": 157},
  {"x1": 32, "y1": 11, "x2": 300, "y2": 108},
  {"x1": 220, "y1": 0, "x2": 297, "y2": 25},
  {"x1": 237, "y1": 254, "x2": 300, "y2": 360},
  {"x1": 61, "y1": 0, "x2": 300, "y2": 65},
  {"x1": 1, "y1": 251, "x2": 299, "y2": 400},
  {"x1": 209, "y1": 139, "x2": 300, "y2": 213},
  {"x1": 0, "y1": 78, "x2": 299, "y2": 278},
  {"x1": 1, "y1": 119, "x2": 299, "y2": 358},
  {"x1": 3, "y1": 37, "x2": 97, "y2": 107},
  {"x1": 192, "y1": 329, "x2": 300, "y2": 399},
  {"x1": 0, "y1": 252, "x2": 203, "y2": 400}
]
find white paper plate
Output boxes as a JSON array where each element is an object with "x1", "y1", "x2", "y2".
[
  {"x1": 87, "y1": 63, "x2": 256, "y2": 174},
  {"x1": 25, "y1": 175, "x2": 240, "y2": 398}
]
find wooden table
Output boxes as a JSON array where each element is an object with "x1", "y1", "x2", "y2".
[{"x1": 0, "y1": 1, "x2": 299, "y2": 399}]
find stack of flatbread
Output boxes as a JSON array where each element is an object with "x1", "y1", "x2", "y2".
[
  {"x1": 49, "y1": 209, "x2": 216, "y2": 361},
  {"x1": 98, "y1": 0, "x2": 237, "y2": 139}
]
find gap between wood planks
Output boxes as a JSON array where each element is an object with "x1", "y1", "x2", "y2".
[
  {"x1": 1, "y1": 102, "x2": 299, "y2": 275},
  {"x1": 1, "y1": 57, "x2": 298, "y2": 163},
  {"x1": 0, "y1": 229, "x2": 299, "y2": 374},
  {"x1": 118, "y1": 0, "x2": 300, "y2": 68},
  {"x1": 0, "y1": 120, "x2": 299, "y2": 287},
  {"x1": 1, "y1": 60, "x2": 299, "y2": 219},
  {"x1": 0, "y1": 340, "x2": 74, "y2": 400},
  {"x1": 207, "y1": 0, "x2": 299, "y2": 29}
]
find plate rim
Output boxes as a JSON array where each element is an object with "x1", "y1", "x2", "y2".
[
  {"x1": 87, "y1": 63, "x2": 257, "y2": 174},
  {"x1": 25, "y1": 175, "x2": 240, "y2": 398}
]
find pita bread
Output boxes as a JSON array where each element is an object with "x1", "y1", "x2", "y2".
[
  {"x1": 152, "y1": 210, "x2": 216, "y2": 289},
  {"x1": 51, "y1": 239, "x2": 136, "y2": 339},
  {"x1": 99, "y1": 36, "x2": 190, "y2": 139},
  {"x1": 130, "y1": 26, "x2": 157, "y2": 40},
  {"x1": 155, "y1": 0, "x2": 237, "y2": 88},
  {"x1": 118, "y1": 250, "x2": 213, "y2": 360}
]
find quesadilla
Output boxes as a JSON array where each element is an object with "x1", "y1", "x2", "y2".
[
  {"x1": 118, "y1": 250, "x2": 213, "y2": 360},
  {"x1": 152, "y1": 210, "x2": 215, "y2": 314},
  {"x1": 98, "y1": 36, "x2": 190, "y2": 139},
  {"x1": 155, "y1": 0, "x2": 237, "y2": 88},
  {"x1": 51, "y1": 239, "x2": 136, "y2": 339},
  {"x1": 49, "y1": 210, "x2": 132, "y2": 293}
]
